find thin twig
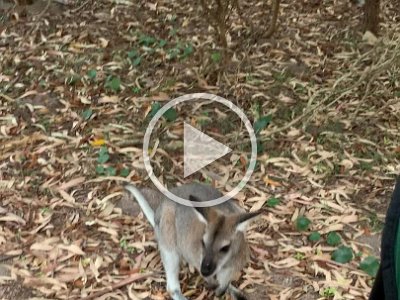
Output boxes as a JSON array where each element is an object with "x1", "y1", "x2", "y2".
[
  {"x1": 71, "y1": 0, "x2": 91, "y2": 13},
  {"x1": 82, "y1": 272, "x2": 155, "y2": 300},
  {"x1": 0, "y1": 254, "x2": 21, "y2": 263},
  {"x1": 0, "y1": 93, "x2": 15, "y2": 102},
  {"x1": 352, "y1": 45, "x2": 400, "y2": 117},
  {"x1": 255, "y1": 84, "x2": 358, "y2": 142},
  {"x1": 33, "y1": 0, "x2": 51, "y2": 20},
  {"x1": 247, "y1": 35, "x2": 400, "y2": 142}
]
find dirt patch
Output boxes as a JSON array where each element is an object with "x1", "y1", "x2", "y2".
[
  {"x1": 0, "y1": 281, "x2": 37, "y2": 300},
  {"x1": 245, "y1": 284, "x2": 270, "y2": 300},
  {"x1": 0, "y1": 0, "x2": 66, "y2": 16},
  {"x1": 356, "y1": 233, "x2": 382, "y2": 257}
]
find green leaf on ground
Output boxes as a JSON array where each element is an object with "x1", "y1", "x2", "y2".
[
  {"x1": 128, "y1": 49, "x2": 139, "y2": 58},
  {"x1": 182, "y1": 44, "x2": 194, "y2": 58},
  {"x1": 139, "y1": 35, "x2": 156, "y2": 46},
  {"x1": 105, "y1": 76, "x2": 121, "y2": 92},
  {"x1": 331, "y1": 246, "x2": 353, "y2": 264},
  {"x1": 81, "y1": 109, "x2": 93, "y2": 121},
  {"x1": 266, "y1": 197, "x2": 280, "y2": 207},
  {"x1": 148, "y1": 102, "x2": 162, "y2": 118},
  {"x1": 309, "y1": 232, "x2": 321, "y2": 242},
  {"x1": 254, "y1": 115, "x2": 272, "y2": 135},
  {"x1": 295, "y1": 216, "x2": 311, "y2": 231},
  {"x1": 132, "y1": 56, "x2": 142, "y2": 66},
  {"x1": 159, "y1": 39, "x2": 167, "y2": 47},
  {"x1": 211, "y1": 51, "x2": 222, "y2": 63},
  {"x1": 87, "y1": 69, "x2": 97, "y2": 80},
  {"x1": 119, "y1": 168, "x2": 130, "y2": 177},
  {"x1": 105, "y1": 166, "x2": 116, "y2": 176},
  {"x1": 97, "y1": 146, "x2": 110, "y2": 164},
  {"x1": 327, "y1": 232, "x2": 341, "y2": 246},
  {"x1": 96, "y1": 165, "x2": 105, "y2": 174},
  {"x1": 163, "y1": 108, "x2": 177, "y2": 122},
  {"x1": 359, "y1": 256, "x2": 380, "y2": 277}
]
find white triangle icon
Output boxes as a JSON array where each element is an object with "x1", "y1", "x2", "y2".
[{"x1": 184, "y1": 123, "x2": 232, "y2": 178}]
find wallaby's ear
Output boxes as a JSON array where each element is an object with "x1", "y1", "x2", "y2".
[
  {"x1": 189, "y1": 195, "x2": 208, "y2": 224},
  {"x1": 235, "y1": 211, "x2": 261, "y2": 232}
]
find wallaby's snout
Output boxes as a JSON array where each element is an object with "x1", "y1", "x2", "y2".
[{"x1": 200, "y1": 256, "x2": 216, "y2": 277}]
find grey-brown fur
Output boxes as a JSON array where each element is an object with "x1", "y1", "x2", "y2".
[{"x1": 124, "y1": 183, "x2": 260, "y2": 300}]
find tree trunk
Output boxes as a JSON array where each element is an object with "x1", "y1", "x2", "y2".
[
  {"x1": 265, "y1": 0, "x2": 280, "y2": 38},
  {"x1": 363, "y1": 0, "x2": 380, "y2": 35}
]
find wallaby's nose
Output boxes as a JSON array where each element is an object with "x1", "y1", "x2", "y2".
[{"x1": 200, "y1": 259, "x2": 215, "y2": 277}]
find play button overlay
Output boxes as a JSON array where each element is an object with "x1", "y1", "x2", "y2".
[
  {"x1": 184, "y1": 123, "x2": 232, "y2": 178},
  {"x1": 142, "y1": 93, "x2": 258, "y2": 208}
]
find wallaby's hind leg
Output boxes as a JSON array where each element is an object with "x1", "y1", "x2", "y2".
[{"x1": 159, "y1": 247, "x2": 187, "y2": 300}]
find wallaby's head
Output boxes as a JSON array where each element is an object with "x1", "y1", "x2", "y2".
[{"x1": 189, "y1": 195, "x2": 260, "y2": 281}]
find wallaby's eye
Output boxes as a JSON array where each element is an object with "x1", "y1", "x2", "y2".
[{"x1": 220, "y1": 245, "x2": 230, "y2": 253}]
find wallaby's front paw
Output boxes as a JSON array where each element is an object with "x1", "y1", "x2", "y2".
[
  {"x1": 215, "y1": 286, "x2": 228, "y2": 297},
  {"x1": 228, "y1": 284, "x2": 247, "y2": 300},
  {"x1": 232, "y1": 293, "x2": 247, "y2": 300}
]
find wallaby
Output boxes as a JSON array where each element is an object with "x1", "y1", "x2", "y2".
[{"x1": 124, "y1": 182, "x2": 260, "y2": 300}]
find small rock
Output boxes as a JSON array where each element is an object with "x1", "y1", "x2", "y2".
[{"x1": 363, "y1": 31, "x2": 378, "y2": 45}]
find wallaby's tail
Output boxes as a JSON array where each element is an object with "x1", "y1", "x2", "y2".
[{"x1": 124, "y1": 184, "x2": 155, "y2": 227}]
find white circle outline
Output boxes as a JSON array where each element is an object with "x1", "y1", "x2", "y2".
[{"x1": 143, "y1": 93, "x2": 257, "y2": 207}]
